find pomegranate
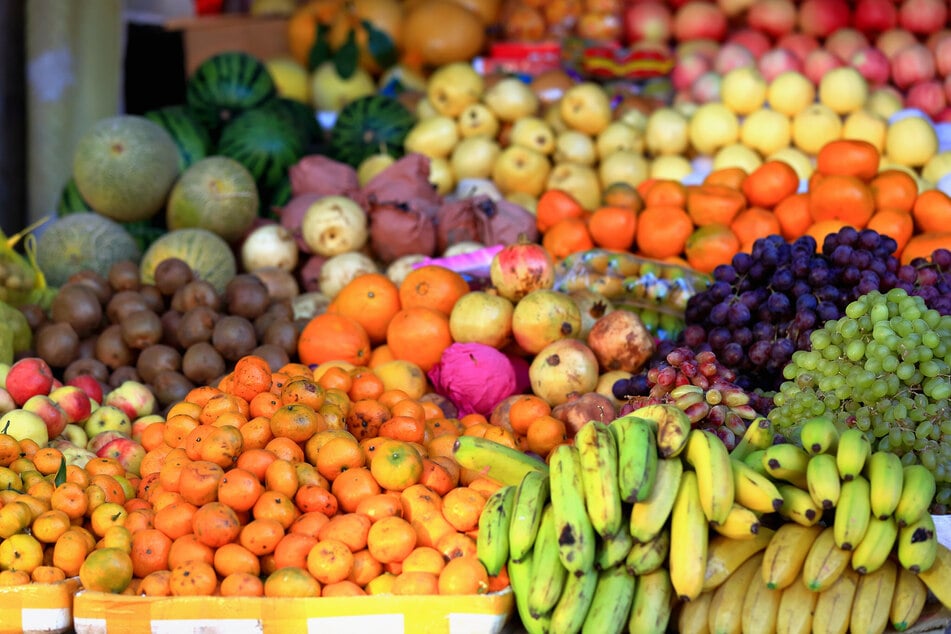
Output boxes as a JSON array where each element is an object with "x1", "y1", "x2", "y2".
[
  {"x1": 528, "y1": 339, "x2": 600, "y2": 407},
  {"x1": 511, "y1": 289, "x2": 583, "y2": 355},
  {"x1": 489, "y1": 238, "x2": 555, "y2": 302}
]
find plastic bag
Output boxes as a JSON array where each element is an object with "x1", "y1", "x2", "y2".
[
  {"x1": 553, "y1": 249, "x2": 711, "y2": 341},
  {"x1": 0, "y1": 219, "x2": 55, "y2": 309}
]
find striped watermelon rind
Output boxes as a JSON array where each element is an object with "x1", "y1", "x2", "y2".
[
  {"x1": 185, "y1": 52, "x2": 277, "y2": 132},
  {"x1": 217, "y1": 107, "x2": 305, "y2": 196},
  {"x1": 330, "y1": 95, "x2": 416, "y2": 168},
  {"x1": 144, "y1": 105, "x2": 214, "y2": 171}
]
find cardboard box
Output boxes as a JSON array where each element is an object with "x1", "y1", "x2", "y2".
[
  {"x1": 0, "y1": 577, "x2": 81, "y2": 634},
  {"x1": 73, "y1": 588, "x2": 515, "y2": 634},
  {"x1": 162, "y1": 14, "x2": 291, "y2": 76}
]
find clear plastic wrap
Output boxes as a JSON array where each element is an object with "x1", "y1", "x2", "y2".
[{"x1": 553, "y1": 249, "x2": 711, "y2": 341}]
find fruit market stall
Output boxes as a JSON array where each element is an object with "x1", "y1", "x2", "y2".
[{"x1": 3, "y1": 0, "x2": 951, "y2": 632}]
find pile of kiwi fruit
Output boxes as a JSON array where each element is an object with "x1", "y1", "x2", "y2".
[{"x1": 19, "y1": 258, "x2": 304, "y2": 412}]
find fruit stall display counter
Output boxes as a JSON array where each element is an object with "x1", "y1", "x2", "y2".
[{"x1": 0, "y1": 577, "x2": 79, "y2": 634}]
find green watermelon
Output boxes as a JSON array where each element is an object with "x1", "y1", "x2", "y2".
[
  {"x1": 217, "y1": 107, "x2": 305, "y2": 197},
  {"x1": 56, "y1": 177, "x2": 92, "y2": 215},
  {"x1": 35, "y1": 213, "x2": 142, "y2": 287},
  {"x1": 186, "y1": 52, "x2": 277, "y2": 133},
  {"x1": 330, "y1": 95, "x2": 416, "y2": 168},
  {"x1": 144, "y1": 105, "x2": 214, "y2": 170},
  {"x1": 259, "y1": 97, "x2": 324, "y2": 152}
]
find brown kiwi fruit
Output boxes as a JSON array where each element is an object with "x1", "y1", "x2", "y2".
[
  {"x1": 95, "y1": 324, "x2": 134, "y2": 369},
  {"x1": 136, "y1": 344, "x2": 183, "y2": 384},
  {"x1": 66, "y1": 269, "x2": 112, "y2": 305},
  {"x1": 18, "y1": 304, "x2": 47, "y2": 333},
  {"x1": 211, "y1": 315, "x2": 257, "y2": 362},
  {"x1": 154, "y1": 258, "x2": 194, "y2": 297},
  {"x1": 139, "y1": 285, "x2": 166, "y2": 314},
  {"x1": 160, "y1": 310, "x2": 183, "y2": 348},
  {"x1": 51, "y1": 284, "x2": 104, "y2": 338},
  {"x1": 120, "y1": 309, "x2": 163, "y2": 350},
  {"x1": 266, "y1": 300, "x2": 294, "y2": 322},
  {"x1": 181, "y1": 342, "x2": 226, "y2": 385},
  {"x1": 106, "y1": 291, "x2": 150, "y2": 324},
  {"x1": 225, "y1": 274, "x2": 271, "y2": 320},
  {"x1": 108, "y1": 260, "x2": 142, "y2": 292},
  {"x1": 77, "y1": 336, "x2": 98, "y2": 360},
  {"x1": 35, "y1": 322, "x2": 80, "y2": 369},
  {"x1": 263, "y1": 319, "x2": 298, "y2": 356},
  {"x1": 251, "y1": 343, "x2": 289, "y2": 372},
  {"x1": 151, "y1": 370, "x2": 195, "y2": 407},
  {"x1": 64, "y1": 358, "x2": 110, "y2": 384},
  {"x1": 177, "y1": 306, "x2": 218, "y2": 348},
  {"x1": 109, "y1": 365, "x2": 141, "y2": 388},
  {"x1": 171, "y1": 279, "x2": 222, "y2": 313}
]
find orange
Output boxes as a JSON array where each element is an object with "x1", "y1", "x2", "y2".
[
  {"x1": 440, "y1": 487, "x2": 485, "y2": 533},
  {"x1": 730, "y1": 206, "x2": 782, "y2": 252},
  {"x1": 391, "y1": 570, "x2": 439, "y2": 595},
  {"x1": 177, "y1": 460, "x2": 224, "y2": 507},
  {"x1": 331, "y1": 466, "x2": 382, "y2": 513},
  {"x1": 355, "y1": 492, "x2": 403, "y2": 522},
  {"x1": 386, "y1": 307, "x2": 453, "y2": 373},
  {"x1": 348, "y1": 369, "x2": 386, "y2": 402},
  {"x1": 900, "y1": 231, "x2": 951, "y2": 265},
  {"x1": 804, "y1": 220, "x2": 850, "y2": 252},
  {"x1": 525, "y1": 415, "x2": 567, "y2": 458},
  {"x1": 816, "y1": 138, "x2": 880, "y2": 181},
  {"x1": 192, "y1": 502, "x2": 242, "y2": 548},
  {"x1": 686, "y1": 184, "x2": 747, "y2": 226},
  {"x1": 378, "y1": 415, "x2": 426, "y2": 444},
  {"x1": 870, "y1": 169, "x2": 919, "y2": 213},
  {"x1": 587, "y1": 205, "x2": 637, "y2": 250},
  {"x1": 367, "y1": 515, "x2": 417, "y2": 564},
  {"x1": 217, "y1": 467, "x2": 265, "y2": 513},
  {"x1": 602, "y1": 182, "x2": 644, "y2": 211},
  {"x1": 685, "y1": 223, "x2": 742, "y2": 274},
  {"x1": 52, "y1": 528, "x2": 91, "y2": 577},
  {"x1": 240, "y1": 518, "x2": 286, "y2": 556},
  {"x1": 130, "y1": 528, "x2": 172, "y2": 579},
  {"x1": 741, "y1": 160, "x2": 800, "y2": 208},
  {"x1": 774, "y1": 192, "x2": 813, "y2": 240},
  {"x1": 153, "y1": 500, "x2": 199, "y2": 541},
  {"x1": 269, "y1": 403, "x2": 323, "y2": 444},
  {"x1": 438, "y1": 555, "x2": 489, "y2": 595},
  {"x1": 866, "y1": 208, "x2": 914, "y2": 257},
  {"x1": 398, "y1": 265, "x2": 470, "y2": 317},
  {"x1": 330, "y1": 273, "x2": 402, "y2": 343},
  {"x1": 298, "y1": 313, "x2": 372, "y2": 367},
  {"x1": 295, "y1": 483, "x2": 339, "y2": 516},
  {"x1": 370, "y1": 441, "x2": 424, "y2": 492},
  {"x1": 643, "y1": 179, "x2": 688, "y2": 209},
  {"x1": 704, "y1": 166, "x2": 748, "y2": 189},
  {"x1": 252, "y1": 490, "x2": 300, "y2": 529},
  {"x1": 220, "y1": 571, "x2": 264, "y2": 597},
  {"x1": 542, "y1": 217, "x2": 595, "y2": 261},
  {"x1": 635, "y1": 205, "x2": 694, "y2": 260},
  {"x1": 911, "y1": 189, "x2": 951, "y2": 233},
  {"x1": 435, "y1": 531, "x2": 478, "y2": 560},
  {"x1": 418, "y1": 458, "x2": 457, "y2": 497},
  {"x1": 79, "y1": 547, "x2": 134, "y2": 594},
  {"x1": 214, "y1": 542, "x2": 262, "y2": 578},
  {"x1": 808, "y1": 174, "x2": 875, "y2": 229},
  {"x1": 290, "y1": 511, "x2": 332, "y2": 538},
  {"x1": 169, "y1": 560, "x2": 218, "y2": 597},
  {"x1": 280, "y1": 377, "x2": 327, "y2": 409},
  {"x1": 319, "y1": 513, "x2": 372, "y2": 553},
  {"x1": 322, "y1": 579, "x2": 366, "y2": 596},
  {"x1": 306, "y1": 538, "x2": 355, "y2": 585},
  {"x1": 401, "y1": 546, "x2": 446, "y2": 576},
  {"x1": 265, "y1": 458, "x2": 301, "y2": 499},
  {"x1": 535, "y1": 188, "x2": 586, "y2": 233},
  {"x1": 231, "y1": 355, "x2": 273, "y2": 403}
]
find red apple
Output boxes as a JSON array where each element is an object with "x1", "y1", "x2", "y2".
[
  {"x1": 727, "y1": 28, "x2": 772, "y2": 58},
  {"x1": 775, "y1": 33, "x2": 821, "y2": 64},
  {"x1": 4, "y1": 358, "x2": 54, "y2": 406},
  {"x1": 0, "y1": 387, "x2": 15, "y2": 416},
  {"x1": 671, "y1": 50, "x2": 713, "y2": 91},
  {"x1": 49, "y1": 385, "x2": 93, "y2": 424},
  {"x1": 898, "y1": 0, "x2": 948, "y2": 36},
  {"x1": 891, "y1": 43, "x2": 937, "y2": 90},
  {"x1": 931, "y1": 32, "x2": 951, "y2": 76},
  {"x1": 21, "y1": 394, "x2": 69, "y2": 440},
  {"x1": 824, "y1": 28, "x2": 870, "y2": 62},
  {"x1": 803, "y1": 48, "x2": 845, "y2": 85},
  {"x1": 876, "y1": 28, "x2": 919, "y2": 60},
  {"x1": 96, "y1": 437, "x2": 146, "y2": 476},
  {"x1": 905, "y1": 80, "x2": 947, "y2": 118},
  {"x1": 104, "y1": 380, "x2": 157, "y2": 421},
  {"x1": 714, "y1": 42, "x2": 757, "y2": 75},
  {"x1": 934, "y1": 106, "x2": 951, "y2": 123},
  {"x1": 623, "y1": 1, "x2": 674, "y2": 44},
  {"x1": 853, "y1": 0, "x2": 898, "y2": 35},
  {"x1": 67, "y1": 374, "x2": 104, "y2": 404},
  {"x1": 758, "y1": 48, "x2": 804, "y2": 82},
  {"x1": 717, "y1": 0, "x2": 755, "y2": 17},
  {"x1": 86, "y1": 429, "x2": 130, "y2": 455},
  {"x1": 798, "y1": 0, "x2": 851, "y2": 39},
  {"x1": 747, "y1": 0, "x2": 798, "y2": 38},
  {"x1": 673, "y1": 1, "x2": 728, "y2": 43},
  {"x1": 851, "y1": 46, "x2": 892, "y2": 86}
]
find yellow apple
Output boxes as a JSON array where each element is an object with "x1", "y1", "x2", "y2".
[
  {"x1": 922, "y1": 150, "x2": 951, "y2": 186},
  {"x1": 766, "y1": 71, "x2": 816, "y2": 117},
  {"x1": 767, "y1": 147, "x2": 815, "y2": 181},
  {"x1": 554, "y1": 131, "x2": 597, "y2": 166},
  {"x1": 559, "y1": 82, "x2": 613, "y2": 136},
  {"x1": 865, "y1": 88, "x2": 904, "y2": 120},
  {"x1": 403, "y1": 116, "x2": 459, "y2": 159},
  {"x1": 483, "y1": 77, "x2": 540, "y2": 122},
  {"x1": 688, "y1": 103, "x2": 740, "y2": 156},
  {"x1": 492, "y1": 146, "x2": 551, "y2": 197},
  {"x1": 791, "y1": 104, "x2": 843, "y2": 155},
  {"x1": 649, "y1": 155, "x2": 693, "y2": 181},
  {"x1": 546, "y1": 162, "x2": 602, "y2": 211},
  {"x1": 596, "y1": 121, "x2": 645, "y2": 158},
  {"x1": 450, "y1": 136, "x2": 501, "y2": 181},
  {"x1": 713, "y1": 143, "x2": 763, "y2": 173},
  {"x1": 884, "y1": 116, "x2": 938, "y2": 168},
  {"x1": 740, "y1": 108, "x2": 792, "y2": 156},
  {"x1": 598, "y1": 150, "x2": 650, "y2": 190},
  {"x1": 456, "y1": 103, "x2": 500, "y2": 138},
  {"x1": 426, "y1": 61, "x2": 484, "y2": 117},
  {"x1": 721, "y1": 66, "x2": 768, "y2": 115},
  {"x1": 510, "y1": 117, "x2": 556, "y2": 155},
  {"x1": 645, "y1": 107, "x2": 689, "y2": 157},
  {"x1": 841, "y1": 108, "x2": 887, "y2": 152},
  {"x1": 818, "y1": 66, "x2": 869, "y2": 115}
]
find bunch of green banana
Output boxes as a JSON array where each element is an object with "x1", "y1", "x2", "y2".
[{"x1": 452, "y1": 435, "x2": 549, "y2": 487}]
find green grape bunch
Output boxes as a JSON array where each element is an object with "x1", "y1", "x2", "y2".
[{"x1": 769, "y1": 288, "x2": 951, "y2": 511}]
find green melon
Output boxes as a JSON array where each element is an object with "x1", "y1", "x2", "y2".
[
  {"x1": 186, "y1": 52, "x2": 277, "y2": 133},
  {"x1": 330, "y1": 95, "x2": 415, "y2": 168},
  {"x1": 144, "y1": 105, "x2": 214, "y2": 170},
  {"x1": 72, "y1": 115, "x2": 181, "y2": 223},
  {"x1": 140, "y1": 228, "x2": 237, "y2": 294},
  {"x1": 35, "y1": 213, "x2": 142, "y2": 287},
  {"x1": 166, "y1": 156, "x2": 259, "y2": 243},
  {"x1": 56, "y1": 177, "x2": 92, "y2": 216}
]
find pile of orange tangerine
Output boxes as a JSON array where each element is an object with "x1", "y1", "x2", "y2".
[{"x1": 0, "y1": 354, "x2": 522, "y2": 599}]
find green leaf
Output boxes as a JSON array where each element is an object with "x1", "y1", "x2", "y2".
[
  {"x1": 54, "y1": 457, "x2": 67, "y2": 487},
  {"x1": 362, "y1": 20, "x2": 397, "y2": 70},
  {"x1": 307, "y1": 23, "x2": 333, "y2": 73},
  {"x1": 334, "y1": 30, "x2": 359, "y2": 80}
]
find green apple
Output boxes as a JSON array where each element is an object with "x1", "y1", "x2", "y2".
[
  {"x1": 83, "y1": 405, "x2": 131, "y2": 438},
  {"x1": 0, "y1": 409, "x2": 49, "y2": 445},
  {"x1": 60, "y1": 423, "x2": 89, "y2": 448}
]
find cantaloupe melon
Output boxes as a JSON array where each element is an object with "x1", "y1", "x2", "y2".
[
  {"x1": 166, "y1": 156, "x2": 259, "y2": 243},
  {"x1": 72, "y1": 115, "x2": 180, "y2": 223},
  {"x1": 140, "y1": 228, "x2": 237, "y2": 294},
  {"x1": 35, "y1": 213, "x2": 142, "y2": 287}
]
